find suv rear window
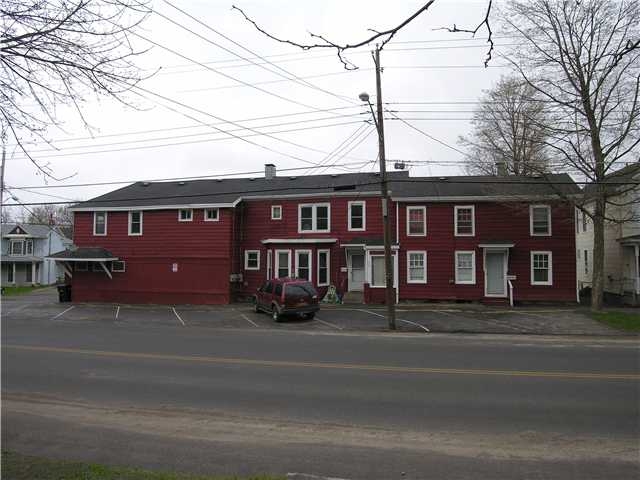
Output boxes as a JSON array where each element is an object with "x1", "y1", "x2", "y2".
[
  {"x1": 286, "y1": 282, "x2": 317, "y2": 298},
  {"x1": 264, "y1": 282, "x2": 273, "y2": 294},
  {"x1": 274, "y1": 283, "x2": 283, "y2": 296}
]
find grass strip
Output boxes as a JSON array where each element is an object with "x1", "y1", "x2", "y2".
[
  {"x1": 592, "y1": 311, "x2": 640, "y2": 332},
  {"x1": 1, "y1": 450, "x2": 285, "y2": 480},
  {"x1": 1, "y1": 285, "x2": 49, "y2": 296}
]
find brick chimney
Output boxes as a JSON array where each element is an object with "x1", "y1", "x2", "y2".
[{"x1": 265, "y1": 163, "x2": 276, "y2": 180}]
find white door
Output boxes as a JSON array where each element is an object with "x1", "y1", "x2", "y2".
[
  {"x1": 349, "y1": 253, "x2": 365, "y2": 291},
  {"x1": 485, "y1": 251, "x2": 506, "y2": 297}
]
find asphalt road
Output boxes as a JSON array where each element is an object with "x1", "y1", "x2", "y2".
[{"x1": 2, "y1": 294, "x2": 639, "y2": 479}]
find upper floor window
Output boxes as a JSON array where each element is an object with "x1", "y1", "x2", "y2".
[
  {"x1": 205, "y1": 208, "x2": 219, "y2": 221},
  {"x1": 454, "y1": 206, "x2": 475, "y2": 236},
  {"x1": 244, "y1": 250, "x2": 260, "y2": 270},
  {"x1": 271, "y1": 205, "x2": 282, "y2": 220},
  {"x1": 582, "y1": 211, "x2": 588, "y2": 232},
  {"x1": 530, "y1": 205, "x2": 551, "y2": 236},
  {"x1": 178, "y1": 209, "x2": 193, "y2": 222},
  {"x1": 93, "y1": 211, "x2": 107, "y2": 236},
  {"x1": 128, "y1": 211, "x2": 143, "y2": 236},
  {"x1": 406, "y1": 206, "x2": 426, "y2": 236},
  {"x1": 9, "y1": 239, "x2": 33, "y2": 256},
  {"x1": 531, "y1": 251, "x2": 553, "y2": 285},
  {"x1": 348, "y1": 201, "x2": 366, "y2": 231},
  {"x1": 298, "y1": 203, "x2": 330, "y2": 233}
]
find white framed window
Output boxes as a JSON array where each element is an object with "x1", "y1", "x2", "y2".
[
  {"x1": 75, "y1": 262, "x2": 88, "y2": 272},
  {"x1": 275, "y1": 249, "x2": 291, "y2": 278},
  {"x1": 111, "y1": 260, "x2": 126, "y2": 272},
  {"x1": 266, "y1": 250, "x2": 273, "y2": 280},
  {"x1": 244, "y1": 250, "x2": 260, "y2": 270},
  {"x1": 455, "y1": 251, "x2": 476, "y2": 284},
  {"x1": 9, "y1": 240, "x2": 31, "y2": 256},
  {"x1": 348, "y1": 201, "x2": 366, "y2": 231},
  {"x1": 317, "y1": 249, "x2": 330, "y2": 286},
  {"x1": 128, "y1": 211, "x2": 143, "y2": 236},
  {"x1": 178, "y1": 209, "x2": 193, "y2": 222},
  {"x1": 406, "y1": 206, "x2": 426, "y2": 236},
  {"x1": 407, "y1": 251, "x2": 427, "y2": 283},
  {"x1": 530, "y1": 205, "x2": 551, "y2": 236},
  {"x1": 295, "y1": 249, "x2": 312, "y2": 281},
  {"x1": 93, "y1": 211, "x2": 107, "y2": 235},
  {"x1": 205, "y1": 208, "x2": 219, "y2": 221},
  {"x1": 298, "y1": 203, "x2": 330, "y2": 233},
  {"x1": 531, "y1": 251, "x2": 553, "y2": 285},
  {"x1": 454, "y1": 205, "x2": 475, "y2": 236},
  {"x1": 271, "y1": 205, "x2": 282, "y2": 220}
]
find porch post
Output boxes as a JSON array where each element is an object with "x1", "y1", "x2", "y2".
[
  {"x1": 11, "y1": 262, "x2": 16, "y2": 284},
  {"x1": 31, "y1": 262, "x2": 36, "y2": 285},
  {"x1": 635, "y1": 245, "x2": 639, "y2": 295}
]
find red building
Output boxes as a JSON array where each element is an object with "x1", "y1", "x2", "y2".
[{"x1": 53, "y1": 166, "x2": 579, "y2": 305}]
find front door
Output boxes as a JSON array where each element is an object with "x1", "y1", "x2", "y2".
[
  {"x1": 485, "y1": 251, "x2": 506, "y2": 297},
  {"x1": 349, "y1": 253, "x2": 365, "y2": 291}
]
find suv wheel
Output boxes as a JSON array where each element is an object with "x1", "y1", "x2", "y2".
[
  {"x1": 272, "y1": 305, "x2": 281, "y2": 322},
  {"x1": 253, "y1": 298, "x2": 260, "y2": 313}
]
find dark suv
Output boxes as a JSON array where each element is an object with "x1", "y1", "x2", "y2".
[{"x1": 254, "y1": 278, "x2": 320, "y2": 321}]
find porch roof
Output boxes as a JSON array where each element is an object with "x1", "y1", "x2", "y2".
[
  {"x1": 0, "y1": 255, "x2": 43, "y2": 263},
  {"x1": 478, "y1": 241, "x2": 515, "y2": 248},
  {"x1": 47, "y1": 247, "x2": 118, "y2": 262},
  {"x1": 340, "y1": 237, "x2": 398, "y2": 248},
  {"x1": 618, "y1": 234, "x2": 640, "y2": 245}
]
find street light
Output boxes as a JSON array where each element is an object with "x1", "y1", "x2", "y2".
[{"x1": 358, "y1": 51, "x2": 396, "y2": 331}]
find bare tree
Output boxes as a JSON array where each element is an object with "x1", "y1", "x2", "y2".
[
  {"x1": 502, "y1": 0, "x2": 640, "y2": 310},
  {"x1": 0, "y1": 0, "x2": 152, "y2": 180},
  {"x1": 459, "y1": 76, "x2": 550, "y2": 176},
  {"x1": 25, "y1": 204, "x2": 72, "y2": 225}
]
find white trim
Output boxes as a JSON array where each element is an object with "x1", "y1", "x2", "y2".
[
  {"x1": 294, "y1": 249, "x2": 312, "y2": 281},
  {"x1": 271, "y1": 205, "x2": 282, "y2": 220},
  {"x1": 395, "y1": 202, "x2": 399, "y2": 245},
  {"x1": 530, "y1": 205, "x2": 552, "y2": 236},
  {"x1": 317, "y1": 249, "x2": 330, "y2": 287},
  {"x1": 406, "y1": 206, "x2": 426, "y2": 237},
  {"x1": 406, "y1": 250, "x2": 427, "y2": 284},
  {"x1": 531, "y1": 251, "x2": 553, "y2": 286},
  {"x1": 244, "y1": 250, "x2": 260, "y2": 270},
  {"x1": 454, "y1": 205, "x2": 475, "y2": 237},
  {"x1": 366, "y1": 251, "x2": 398, "y2": 289},
  {"x1": 348, "y1": 200, "x2": 366, "y2": 232},
  {"x1": 93, "y1": 211, "x2": 107, "y2": 236},
  {"x1": 298, "y1": 202, "x2": 331, "y2": 233},
  {"x1": 262, "y1": 238, "x2": 337, "y2": 245},
  {"x1": 266, "y1": 250, "x2": 273, "y2": 280},
  {"x1": 204, "y1": 208, "x2": 220, "y2": 222},
  {"x1": 455, "y1": 251, "x2": 476, "y2": 285},
  {"x1": 178, "y1": 209, "x2": 193, "y2": 222},
  {"x1": 274, "y1": 249, "x2": 292, "y2": 278},
  {"x1": 128, "y1": 211, "x2": 143, "y2": 236},
  {"x1": 364, "y1": 244, "x2": 400, "y2": 251},
  {"x1": 483, "y1": 249, "x2": 508, "y2": 297},
  {"x1": 111, "y1": 260, "x2": 126, "y2": 272}
]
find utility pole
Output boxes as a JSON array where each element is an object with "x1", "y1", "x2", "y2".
[
  {"x1": 373, "y1": 46, "x2": 396, "y2": 330},
  {"x1": 1, "y1": 140, "x2": 6, "y2": 219}
]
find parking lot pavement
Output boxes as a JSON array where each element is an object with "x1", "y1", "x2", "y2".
[{"x1": 2, "y1": 287, "x2": 633, "y2": 336}]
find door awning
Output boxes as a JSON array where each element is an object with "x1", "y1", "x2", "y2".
[
  {"x1": 479, "y1": 241, "x2": 515, "y2": 248},
  {"x1": 47, "y1": 247, "x2": 118, "y2": 262}
]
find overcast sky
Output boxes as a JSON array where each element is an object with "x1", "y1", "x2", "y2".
[{"x1": 6, "y1": 0, "x2": 511, "y2": 211}]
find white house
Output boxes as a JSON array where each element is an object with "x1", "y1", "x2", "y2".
[
  {"x1": 576, "y1": 163, "x2": 640, "y2": 305},
  {"x1": 1, "y1": 223, "x2": 72, "y2": 286}
]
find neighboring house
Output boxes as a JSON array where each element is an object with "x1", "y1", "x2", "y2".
[
  {"x1": 576, "y1": 163, "x2": 640, "y2": 305},
  {"x1": 51, "y1": 165, "x2": 579, "y2": 305},
  {"x1": 1, "y1": 223, "x2": 72, "y2": 286}
]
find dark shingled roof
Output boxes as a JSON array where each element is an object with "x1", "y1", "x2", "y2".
[
  {"x1": 71, "y1": 171, "x2": 580, "y2": 210},
  {"x1": 48, "y1": 247, "x2": 117, "y2": 260},
  {"x1": 583, "y1": 162, "x2": 640, "y2": 197},
  {"x1": 388, "y1": 173, "x2": 581, "y2": 198},
  {"x1": 72, "y1": 172, "x2": 409, "y2": 210}
]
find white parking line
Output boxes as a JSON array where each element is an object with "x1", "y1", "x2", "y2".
[
  {"x1": 358, "y1": 309, "x2": 429, "y2": 333},
  {"x1": 315, "y1": 316, "x2": 343, "y2": 330},
  {"x1": 239, "y1": 312, "x2": 259, "y2": 327},
  {"x1": 51, "y1": 306, "x2": 74, "y2": 320},
  {"x1": 4, "y1": 304, "x2": 28, "y2": 316},
  {"x1": 172, "y1": 307, "x2": 186, "y2": 326},
  {"x1": 115, "y1": 306, "x2": 120, "y2": 320}
]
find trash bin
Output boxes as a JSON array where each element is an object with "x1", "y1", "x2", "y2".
[{"x1": 57, "y1": 284, "x2": 71, "y2": 302}]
